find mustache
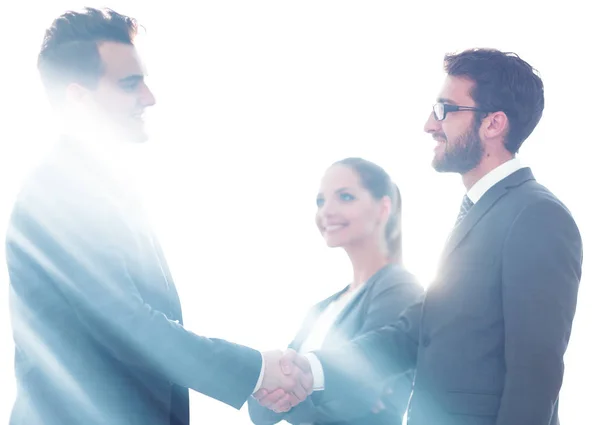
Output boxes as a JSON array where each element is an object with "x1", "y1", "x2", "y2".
[{"x1": 433, "y1": 132, "x2": 447, "y2": 141}]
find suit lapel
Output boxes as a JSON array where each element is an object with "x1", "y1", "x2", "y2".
[
  {"x1": 328, "y1": 264, "x2": 392, "y2": 330},
  {"x1": 288, "y1": 287, "x2": 348, "y2": 351},
  {"x1": 147, "y1": 230, "x2": 185, "y2": 322},
  {"x1": 149, "y1": 231, "x2": 175, "y2": 285},
  {"x1": 440, "y1": 167, "x2": 535, "y2": 264},
  {"x1": 327, "y1": 283, "x2": 367, "y2": 332}
]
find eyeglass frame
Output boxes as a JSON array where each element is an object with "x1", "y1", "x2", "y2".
[{"x1": 432, "y1": 102, "x2": 492, "y2": 121}]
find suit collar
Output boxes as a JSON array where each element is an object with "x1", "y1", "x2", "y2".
[
  {"x1": 440, "y1": 167, "x2": 535, "y2": 263},
  {"x1": 467, "y1": 157, "x2": 525, "y2": 203},
  {"x1": 288, "y1": 264, "x2": 397, "y2": 351}
]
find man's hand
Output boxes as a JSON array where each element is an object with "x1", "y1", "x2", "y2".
[{"x1": 253, "y1": 349, "x2": 313, "y2": 413}]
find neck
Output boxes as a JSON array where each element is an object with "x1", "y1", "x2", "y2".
[
  {"x1": 60, "y1": 108, "x2": 129, "y2": 148},
  {"x1": 462, "y1": 150, "x2": 515, "y2": 191},
  {"x1": 60, "y1": 119, "x2": 140, "y2": 192},
  {"x1": 344, "y1": 239, "x2": 391, "y2": 290}
]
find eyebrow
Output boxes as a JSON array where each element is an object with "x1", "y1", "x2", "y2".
[
  {"x1": 437, "y1": 97, "x2": 457, "y2": 105},
  {"x1": 118, "y1": 75, "x2": 144, "y2": 85},
  {"x1": 316, "y1": 187, "x2": 353, "y2": 197}
]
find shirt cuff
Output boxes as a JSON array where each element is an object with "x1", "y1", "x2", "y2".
[
  {"x1": 305, "y1": 352, "x2": 325, "y2": 391},
  {"x1": 253, "y1": 353, "x2": 266, "y2": 394}
]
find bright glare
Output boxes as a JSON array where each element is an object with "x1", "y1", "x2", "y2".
[{"x1": 0, "y1": 1, "x2": 597, "y2": 424}]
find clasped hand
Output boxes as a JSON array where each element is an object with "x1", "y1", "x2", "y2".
[{"x1": 253, "y1": 349, "x2": 313, "y2": 413}]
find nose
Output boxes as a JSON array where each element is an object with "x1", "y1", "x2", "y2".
[
  {"x1": 317, "y1": 200, "x2": 339, "y2": 219},
  {"x1": 423, "y1": 111, "x2": 440, "y2": 135},
  {"x1": 140, "y1": 82, "x2": 156, "y2": 108}
]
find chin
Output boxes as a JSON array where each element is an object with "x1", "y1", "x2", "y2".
[
  {"x1": 133, "y1": 134, "x2": 149, "y2": 143},
  {"x1": 322, "y1": 235, "x2": 337, "y2": 247},
  {"x1": 125, "y1": 128, "x2": 149, "y2": 144},
  {"x1": 432, "y1": 162, "x2": 445, "y2": 172},
  {"x1": 323, "y1": 236, "x2": 347, "y2": 249},
  {"x1": 121, "y1": 120, "x2": 149, "y2": 143},
  {"x1": 432, "y1": 158, "x2": 452, "y2": 173}
]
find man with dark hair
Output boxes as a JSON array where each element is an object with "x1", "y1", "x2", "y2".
[
  {"x1": 5, "y1": 7, "x2": 311, "y2": 425},
  {"x1": 259, "y1": 48, "x2": 583, "y2": 425},
  {"x1": 37, "y1": 7, "x2": 153, "y2": 144}
]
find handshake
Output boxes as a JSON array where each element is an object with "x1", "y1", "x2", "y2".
[{"x1": 253, "y1": 349, "x2": 314, "y2": 413}]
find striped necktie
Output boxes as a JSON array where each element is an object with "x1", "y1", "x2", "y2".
[{"x1": 455, "y1": 194, "x2": 474, "y2": 226}]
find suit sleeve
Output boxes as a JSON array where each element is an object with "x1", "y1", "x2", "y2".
[
  {"x1": 6, "y1": 196, "x2": 262, "y2": 410},
  {"x1": 310, "y1": 297, "x2": 422, "y2": 410},
  {"x1": 279, "y1": 273, "x2": 423, "y2": 423},
  {"x1": 496, "y1": 199, "x2": 583, "y2": 425}
]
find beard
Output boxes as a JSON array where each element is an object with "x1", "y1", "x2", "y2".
[{"x1": 432, "y1": 121, "x2": 484, "y2": 174}]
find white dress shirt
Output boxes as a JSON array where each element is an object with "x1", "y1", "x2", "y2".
[
  {"x1": 298, "y1": 290, "x2": 360, "y2": 424},
  {"x1": 466, "y1": 157, "x2": 525, "y2": 204},
  {"x1": 301, "y1": 288, "x2": 365, "y2": 391},
  {"x1": 299, "y1": 289, "x2": 360, "y2": 354},
  {"x1": 252, "y1": 289, "x2": 359, "y2": 394}
]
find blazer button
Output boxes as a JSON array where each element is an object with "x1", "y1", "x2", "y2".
[{"x1": 422, "y1": 335, "x2": 431, "y2": 347}]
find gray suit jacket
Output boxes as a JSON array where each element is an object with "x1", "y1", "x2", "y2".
[
  {"x1": 248, "y1": 264, "x2": 423, "y2": 425},
  {"x1": 6, "y1": 138, "x2": 262, "y2": 425},
  {"x1": 313, "y1": 168, "x2": 583, "y2": 425}
]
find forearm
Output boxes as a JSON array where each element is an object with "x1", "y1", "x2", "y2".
[
  {"x1": 313, "y1": 319, "x2": 417, "y2": 408},
  {"x1": 82, "y1": 283, "x2": 263, "y2": 407},
  {"x1": 7, "y1": 232, "x2": 262, "y2": 409}
]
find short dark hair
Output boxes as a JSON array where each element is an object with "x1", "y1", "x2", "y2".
[
  {"x1": 335, "y1": 157, "x2": 402, "y2": 263},
  {"x1": 38, "y1": 7, "x2": 139, "y2": 100},
  {"x1": 444, "y1": 48, "x2": 544, "y2": 153}
]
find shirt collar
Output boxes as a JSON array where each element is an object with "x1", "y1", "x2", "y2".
[{"x1": 467, "y1": 157, "x2": 525, "y2": 204}]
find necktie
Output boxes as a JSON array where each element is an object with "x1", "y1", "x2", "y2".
[{"x1": 455, "y1": 194, "x2": 474, "y2": 226}]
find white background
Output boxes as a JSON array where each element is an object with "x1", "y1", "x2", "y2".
[{"x1": 0, "y1": 1, "x2": 597, "y2": 423}]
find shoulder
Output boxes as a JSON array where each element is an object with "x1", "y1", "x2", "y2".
[
  {"x1": 313, "y1": 285, "x2": 349, "y2": 311},
  {"x1": 511, "y1": 177, "x2": 575, "y2": 220},
  {"x1": 495, "y1": 175, "x2": 579, "y2": 239},
  {"x1": 8, "y1": 156, "x2": 132, "y2": 255},
  {"x1": 376, "y1": 264, "x2": 421, "y2": 288},
  {"x1": 510, "y1": 183, "x2": 579, "y2": 234},
  {"x1": 502, "y1": 188, "x2": 582, "y2": 267},
  {"x1": 369, "y1": 264, "x2": 424, "y2": 299}
]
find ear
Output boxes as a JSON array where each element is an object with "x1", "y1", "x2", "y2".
[
  {"x1": 64, "y1": 82, "x2": 91, "y2": 105},
  {"x1": 378, "y1": 196, "x2": 393, "y2": 225},
  {"x1": 481, "y1": 110, "x2": 509, "y2": 140}
]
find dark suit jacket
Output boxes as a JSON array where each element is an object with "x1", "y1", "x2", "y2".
[
  {"x1": 248, "y1": 264, "x2": 424, "y2": 425},
  {"x1": 5, "y1": 138, "x2": 262, "y2": 425},
  {"x1": 313, "y1": 168, "x2": 583, "y2": 425}
]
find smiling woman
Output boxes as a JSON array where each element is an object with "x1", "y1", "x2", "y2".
[
  {"x1": 247, "y1": 157, "x2": 423, "y2": 425},
  {"x1": 316, "y1": 158, "x2": 402, "y2": 264}
]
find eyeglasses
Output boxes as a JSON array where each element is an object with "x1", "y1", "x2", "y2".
[{"x1": 432, "y1": 102, "x2": 490, "y2": 121}]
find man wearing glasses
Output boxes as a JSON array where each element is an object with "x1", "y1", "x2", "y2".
[{"x1": 257, "y1": 48, "x2": 583, "y2": 425}]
